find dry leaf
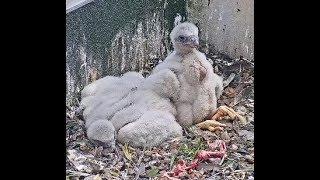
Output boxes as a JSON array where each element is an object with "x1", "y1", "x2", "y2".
[
  {"x1": 89, "y1": 68, "x2": 98, "y2": 82},
  {"x1": 248, "y1": 147, "x2": 254, "y2": 152},
  {"x1": 224, "y1": 87, "x2": 236, "y2": 96},
  {"x1": 238, "y1": 130, "x2": 254, "y2": 141},
  {"x1": 109, "y1": 170, "x2": 119, "y2": 177},
  {"x1": 196, "y1": 163, "x2": 219, "y2": 172},
  {"x1": 244, "y1": 155, "x2": 254, "y2": 163},
  {"x1": 214, "y1": 65, "x2": 219, "y2": 73},
  {"x1": 67, "y1": 149, "x2": 89, "y2": 171},
  {"x1": 146, "y1": 167, "x2": 159, "y2": 177},
  {"x1": 221, "y1": 131, "x2": 230, "y2": 140},
  {"x1": 230, "y1": 144, "x2": 238, "y2": 151},
  {"x1": 238, "y1": 115, "x2": 247, "y2": 125},
  {"x1": 93, "y1": 146, "x2": 103, "y2": 158},
  {"x1": 93, "y1": 174, "x2": 102, "y2": 180},
  {"x1": 119, "y1": 143, "x2": 132, "y2": 161}
]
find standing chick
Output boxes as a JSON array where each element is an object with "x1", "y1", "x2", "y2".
[{"x1": 152, "y1": 22, "x2": 224, "y2": 128}]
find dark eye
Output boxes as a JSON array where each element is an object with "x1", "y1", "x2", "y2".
[{"x1": 178, "y1": 35, "x2": 186, "y2": 40}]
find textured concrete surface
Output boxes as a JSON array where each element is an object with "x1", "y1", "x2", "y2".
[
  {"x1": 186, "y1": 0, "x2": 254, "y2": 60},
  {"x1": 66, "y1": 0, "x2": 186, "y2": 104},
  {"x1": 66, "y1": 0, "x2": 94, "y2": 14},
  {"x1": 66, "y1": 0, "x2": 254, "y2": 104}
]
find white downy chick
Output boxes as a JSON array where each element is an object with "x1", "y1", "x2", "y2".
[{"x1": 152, "y1": 22, "x2": 224, "y2": 126}]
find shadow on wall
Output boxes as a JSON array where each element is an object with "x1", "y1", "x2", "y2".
[{"x1": 66, "y1": 0, "x2": 187, "y2": 105}]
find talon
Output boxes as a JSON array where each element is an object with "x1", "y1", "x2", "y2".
[
  {"x1": 208, "y1": 126, "x2": 224, "y2": 132},
  {"x1": 211, "y1": 106, "x2": 246, "y2": 124},
  {"x1": 196, "y1": 120, "x2": 226, "y2": 132}
]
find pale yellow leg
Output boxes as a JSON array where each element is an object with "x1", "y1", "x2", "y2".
[{"x1": 195, "y1": 106, "x2": 246, "y2": 131}]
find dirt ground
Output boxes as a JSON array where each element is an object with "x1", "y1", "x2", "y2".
[{"x1": 66, "y1": 54, "x2": 254, "y2": 180}]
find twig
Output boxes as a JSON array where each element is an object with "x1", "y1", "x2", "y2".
[
  {"x1": 232, "y1": 169, "x2": 254, "y2": 173},
  {"x1": 134, "y1": 145, "x2": 146, "y2": 180},
  {"x1": 66, "y1": 170, "x2": 91, "y2": 177},
  {"x1": 211, "y1": 171, "x2": 222, "y2": 177},
  {"x1": 231, "y1": 99, "x2": 246, "y2": 108},
  {"x1": 121, "y1": 171, "x2": 128, "y2": 180},
  {"x1": 76, "y1": 98, "x2": 81, "y2": 107},
  {"x1": 114, "y1": 146, "x2": 121, "y2": 158},
  {"x1": 231, "y1": 174, "x2": 241, "y2": 180},
  {"x1": 66, "y1": 104, "x2": 72, "y2": 111},
  {"x1": 219, "y1": 155, "x2": 225, "y2": 166},
  {"x1": 238, "y1": 82, "x2": 253, "y2": 85},
  {"x1": 240, "y1": 58, "x2": 254, "y2": 66},
  {"x1": 231, "y1": 87, "x2": 247, "y2": 107},
  {"x1": 223, "y1": 73, "x2": 236, "y2": 88},
  {"x1": 231, "y1": 171, "x2": 246, "y2": 180}
]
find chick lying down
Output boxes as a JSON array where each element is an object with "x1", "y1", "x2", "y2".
[{"x1": 82, "y1": 69, "x2": 183, "y2": 148}]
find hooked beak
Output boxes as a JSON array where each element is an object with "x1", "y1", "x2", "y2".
[
  {"x1": 192, "y1": 40, "x2": 199, "y2": 47},
  {"x1": 189, "y1": 37, "x2": 199, "y2": 48}
]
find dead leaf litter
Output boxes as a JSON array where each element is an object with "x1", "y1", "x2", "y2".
[{"x1": 66, "y1": 54, "x2": 254, "y2": 180}]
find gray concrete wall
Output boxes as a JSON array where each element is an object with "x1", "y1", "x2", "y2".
[
  {"x1": 66, "y1": 0, "x2": 187, "y2": 105},
  {"x1": 66, "y1": 0, "x2": 254, "y2": 105},
  {"x1": 186, "y1": 0, "x2": 254, "y2": 60}
]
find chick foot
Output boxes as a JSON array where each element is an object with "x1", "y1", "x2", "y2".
[
  {"x1": 211, "y1": 105, "x2": 246, "y2": 124},
  {"x1": 195, "y1": 106, "x2": 246, "y2": 132},
  {"x1": 195, "y1": 119, "x2": 226, "y2": 132}
]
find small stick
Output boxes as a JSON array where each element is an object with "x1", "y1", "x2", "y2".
[
  {"x1": 223, "y1": 73, "x2": 236, "y2": 88},
  {"x1": 219, "y1": 155, "x2": 225, "y2": 166},
  {"x1": 240, "y1": 58, "x2": 254, "y2": 66},
  {"x1": 134, "y1": 145, "x2": 146, "y2": 180},
  {"x1": 66, "y1": 170, "x2": 91, "y2": 177}
]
